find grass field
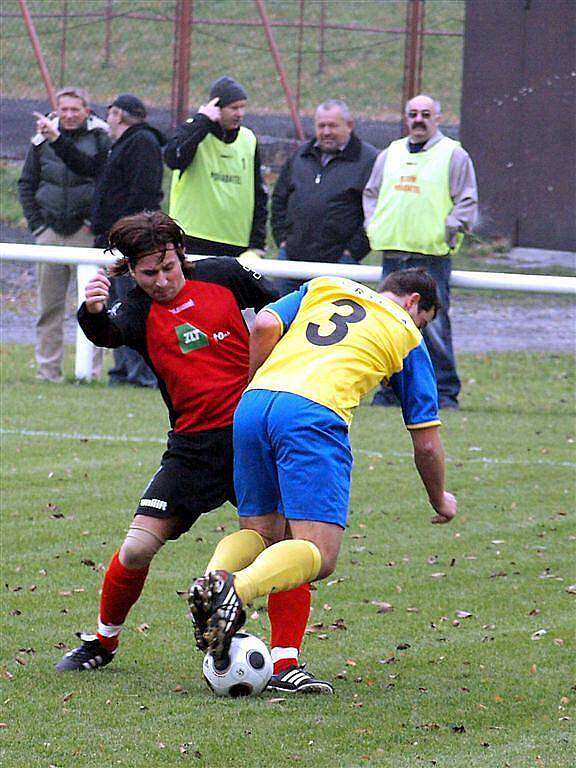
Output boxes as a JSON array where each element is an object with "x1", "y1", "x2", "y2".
[
  {"x1": 1, "y1": 344, "x2": 574, "y2": 767},
  {"x1": 0, "y1": 0, "x2": 465, "y2": 120}
]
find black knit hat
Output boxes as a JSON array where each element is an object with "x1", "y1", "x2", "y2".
[
  {"x1": 108, "y1": 94, "x2": 147, "y2": 119},
  {"x1": 209, "y1": 76, "x2": 248, "y2": 108}
]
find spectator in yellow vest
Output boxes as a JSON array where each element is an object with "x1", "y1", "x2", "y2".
[
  {"x1": 165, "y1": 76, "x2": 267, "y2": 259},
  {"x1": 363, "y1": 94, "x2": 478, "y2": 410}
]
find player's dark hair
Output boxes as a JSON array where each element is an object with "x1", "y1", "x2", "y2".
[
  {"x1": 106, "y1": 211, "x2": 193, "y2": 277},
  {"x1": 380, "y1": 268, "x2": 441, "y2": 315}
]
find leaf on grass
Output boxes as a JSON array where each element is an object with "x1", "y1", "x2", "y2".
[
  {"x1": 456, "y1": 610, "x2": 473, "y2": 619},
  {"x1": 250, "y1": 610, "x2": 260, "y2": 620},
  {"x1": 14, "y1": 657, "x2": 27, "y2": 667},
  {"x1": 9, "y1": 610, "x2": 21, "y2": 617},
  {"x1": 406, "y1": 607, "x2": 419, "y2": 613},
  {"x1": 59, "y1": 591, "x2": 72, "y2": 597},
  {"x1": 136, "y1": 623, "x2": 150, "y2": 634},
  {"x1": 326, "y1": 577, "x2": 347, "y2": 587},
  {"x1": 1, "y1": 670, "x2": 14, "y2": 681},
  {"x1": 490, "y1": 571, "x2": 508, "y2": 578},
  {"x1": 530, "y1": 664, "x2": 537, "y2": 674},
  {"x1": 322, "y1": 603, "x2": 332, "y2": 611},
  {"x1": 345, "y1": 659, "x2": 357, "y2": 667},
  {"x1": 173, "y1": 685, "x2": 188, "y2": 694},
  {"x1": 430, "y1": 572, "x2": 446, "y2": 579},
  {"x1": 553, "y1": 638, "x2": 565, "y2": 646},
  {"x1": 531, "y1": 629, "x2": 547, "y2": 640},
  {"x1": 491, "y1": 540, "x2": 505, "y2": 545},
  {"x1": 53, "y1": 643, "x2": 67, "y2": 650},
  {"x1": 62, "y1": 692, "x2": 75, "y2": 703},
  {"x1": 528, "y1": 608, "x2": 541, "y2": 616},
  {"x1": 5, "y1": 584, "x2": 22, "y2": 592},
  {"x1": 81, "y1": 559, "x2": 96, "y2": 567},
  {"x1": 0, "y1": 723, "x2": 8, "y2": 729},
  {"x1": 426, "y1": 555, "x2": 439, "y2": 565},
  {"x1": 451, "y1": 724, "x2": 466, "y2": 733},
  {"x1": 378, "y1": 656, "x2": 396, "y2": 665},
  {"x1": 268, "y1": 697, "x2": 286, "y2": 704},
  {"x1": 371, "y1": 600, "x2": 393, "y2": 613},
  {"x1": 418, "y1": 722, "x2": 440, "y2": 731},
  {"x1": 305, "y1": 621, "x2": 325, "y2": 633},
  {"x1": 566, "y1": 584, "x2": 576, "y2": 594},
  {"x1": 328, "y1": 618, "x2": 347, "y2": 631},
  {"x1": 396, "y1": 643, "x2": 411, "y2": 651}
]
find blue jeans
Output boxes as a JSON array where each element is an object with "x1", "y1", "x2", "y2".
[
  {"x1": 376, "y1": 253, "x2": 460, "y2": 406},
  {"x1": 275, "y1": 246, "x2": 357, "y2": 297},
  {"x1": 107, "y1": 275, "x2": 158, "y2": 388}
]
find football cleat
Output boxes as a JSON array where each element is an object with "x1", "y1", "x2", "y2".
[
  {"x1": 267, "y1": 664, "x2": 334, "y2": 694},
  {"x1": 187, "y1": 575, "x2": 212, "y2": 652},
  {"x1": 54, "y1": 632, "x2": 116, "y2": 672},
  {"x1": 201, "y1": 570, "x2": 246, "y2": 665}
]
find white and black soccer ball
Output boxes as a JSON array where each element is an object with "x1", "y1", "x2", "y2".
[{"x1": 202, "y1": 631, "x2": 273, "y2": 698}]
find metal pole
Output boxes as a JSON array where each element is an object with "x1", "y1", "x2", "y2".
[
  {"x1": 317, "y1": 0, "x2": 326, "y2": 75},
  {"x1": 19, "y1": 0, "x2": 57, "y2": 109},
  {"x1": 254, "y1": 0, "x2": 304, "y2": 141},
  {"x1": 104, "y1": 0, "x2": 113, "y2": 67},
  {"x1": 296, "y1": 0, "x2": 305, "y2": 114},
  {"x1": 401, "y1": 0, "x2": 425, "y2": 132},
  {"x1": 59, "y1": 0, "x2": 68, "y2": 86},
  {"x1": 172, "y1": 0, "x2": 193, "y2": 127}
]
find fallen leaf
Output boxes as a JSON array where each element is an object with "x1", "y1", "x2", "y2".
[
  {"x1": 136, "y1": 624, "x2": 149, "y2": 634},
  {"x1": 531, "y1": 629, "x2": 547, "y2": 640},
  {"x1": 371, "y1": 600, "x2": 393, "y2": 613},
  {"x1": 451, "y1": 724, "x2": 466, "y2": 733},
  {"x1": 431, "y1": 572, "x2": 446, "y2": 579},
  {"x1": 530, "y1": 664, "x2": 537, "y2": 673},
  {"x1": 565, "y1": 584, "x2": 576, "y2": 594},
  {"x1": 62, "y1": 692, "x2": 75, "y2": 703},
  {"x1": 268, "y1": 697, "x2": 286, "y2": 704},
  {"x1": 406, "y1": 607, "x2": 419, "y2": 613},
  {"x1": 456, "y1": 610, "x2": 473, "y2": 619},
  {"x1": 345, "y1": 659, "x2": 357, "y2": 667},
  {"x1": 326, "y1": 577, "x2": 347, "y2": 587}
]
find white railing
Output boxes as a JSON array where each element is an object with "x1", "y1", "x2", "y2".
[{"x1": 2, "y1": 242, "x2": 575, "y2": 380}]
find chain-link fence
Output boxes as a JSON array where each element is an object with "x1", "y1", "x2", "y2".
[{"x1": 1, "y1": 0, "x2": 465, "y2": 125}]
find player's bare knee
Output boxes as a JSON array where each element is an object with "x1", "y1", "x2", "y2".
[
  {"x1": 317, "y1": 556, "x2": 337, "y2": 581},
  {"x1": 119, "y1": 524, "x2": 166, "y2": 569}
]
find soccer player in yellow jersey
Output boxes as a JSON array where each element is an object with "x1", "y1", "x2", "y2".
[{"x1": 189, "y1": 268, "x2": 457, "y2": 683}]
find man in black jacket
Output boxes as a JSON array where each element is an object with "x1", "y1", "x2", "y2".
[
  {"x1": 18, "y1": 86, "x2": 110, "y2": 382},
  {"x1": 271, "y1": 99, "x2": 378, "y2": 294},
  {"x1": 165, "y1": 76, "x2": 267, "y2": 259},
  {"x1": 36, "y1": 93, "x2": 165, "y2": 387}
]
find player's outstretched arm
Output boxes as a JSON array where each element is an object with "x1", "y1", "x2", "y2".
[
  {"x1": 84, "y1": 268, "x2": 111, "y2": 314},
  {"x1": 248, "y1": 309, "x2": 282, "y2": 381},
  {"x1": 410, "y1": 426, "x2": 457, "y2": 524}
]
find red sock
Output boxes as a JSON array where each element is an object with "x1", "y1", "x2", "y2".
[
  {"x1": 96, "y1": 551, "x2": 149, "y2": 651},
  {"x1": 267, "y1": 583, "x2": 311, "y2": 674}
]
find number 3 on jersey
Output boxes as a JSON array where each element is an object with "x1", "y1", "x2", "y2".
[{"x1": 305, "y1": 299, "x2": 367, "y2": 347}]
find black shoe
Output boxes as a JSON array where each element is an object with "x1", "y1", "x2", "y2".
[
  {"x1": 191, "y1": 570, "x2": 245, "y2": 664},
  {"x1": 187, "y1": 575, "x2": 212, "y2": 652},
  {"x1": 55, "y1": 632, "x2": 116, "y2": 672},
  {"x1": 267, "y1": 664, "x2": 334, "y2": 694}
]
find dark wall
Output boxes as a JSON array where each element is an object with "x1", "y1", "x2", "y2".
[{"x1": 461, "y1": 0, "x2": 576, "y2": 250}]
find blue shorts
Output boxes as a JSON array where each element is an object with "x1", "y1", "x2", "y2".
[{"x1": 233, "y1": 390, "x2": 352, "y2": 529}]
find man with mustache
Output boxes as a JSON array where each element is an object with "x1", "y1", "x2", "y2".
[
  {"x1": 165, "y1": 76, "x2": 267, "y2": 261},
  {"x1": 363, "y1": 94, "x2": 478, "y2": 411}
]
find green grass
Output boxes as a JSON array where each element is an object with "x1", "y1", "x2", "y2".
[
  {"x1": 1, "y1": 344, "x2": 575, "y2": 767},
  {"x1": 0, "y1": 0, "x2": 465, "y2": 120},
  {"x1": 0, "y1": 161, "x2": 25, "y2": 227}
]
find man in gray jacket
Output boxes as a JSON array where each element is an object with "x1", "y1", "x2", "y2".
[
  {"x1": 364, "y1": 94, "x2": 478, "y2": 410},
  {"x1": 18, "y1": 87, "x2": 110, "y2": 382}
]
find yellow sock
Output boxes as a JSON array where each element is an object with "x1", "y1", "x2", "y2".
[
  {"x1": 234, "y1": 539, "x2": 322, "y2": 605},
  {"x1": 205, "y1": 529, "x2": 266, "y2": 574}
]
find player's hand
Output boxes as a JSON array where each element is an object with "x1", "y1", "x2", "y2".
[
  {"x1": 85, "y1": 268, "x2": 110, "y2": 314},
  {"x1": 198, "y1": 97, "x2": 221, "y2": 123},
  {"x1": 33, "y1": 111, "x2": 60, "y2": 142},
  {"x1": 237, "y1": 249, "x2": 265, "y2": 266},
  {"x1": 430, "y1": 491, "x2": 457, "y2": 524}
]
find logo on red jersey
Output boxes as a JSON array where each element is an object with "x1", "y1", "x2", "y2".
[{"x1": 175, "y1": 323, "x2": 209, "y2": 353}]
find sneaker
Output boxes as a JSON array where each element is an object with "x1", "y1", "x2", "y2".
[
  {"x1": 187, "y1": 575, "x2": 212, "y2": 652},
  {"x1": 191, "y1": 570, "x2": 245, "y2": 664},
  {"x1": 267, "y1": 664, "x2": 334, "y2": 694},
  {"x1": 54, "y1": 632, "x2": 116, "y2": 672}
]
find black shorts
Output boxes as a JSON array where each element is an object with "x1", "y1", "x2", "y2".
[{"x1": 135, "y1": 427, "x2": 236, "y2": 539}]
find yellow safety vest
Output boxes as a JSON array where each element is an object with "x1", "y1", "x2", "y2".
[
  {"x1": 169, "y1": 127, "x2": 256, "y2": 247},
  {"x1": 367, "y1": 136, "x2": 458, "y2": 256}
]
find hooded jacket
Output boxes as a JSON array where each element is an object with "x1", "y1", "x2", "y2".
[
  {"x1": 271, "y1": 132, "x2": 378, "y2": 263},
  {"x1": 18, "y1": 113, "x2": 110, "y2": 236},
  {"x1": 51, "y1": 122, "x2": 166, "y2": 245}
]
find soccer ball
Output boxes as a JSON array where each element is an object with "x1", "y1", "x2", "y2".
[{"x1": 202, "y1": 631, "x2": 273, "y2": 698}]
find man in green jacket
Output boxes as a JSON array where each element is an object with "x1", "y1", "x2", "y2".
[{"x1": 165, "y1": 76, "x2": 267, "y2": 259}]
